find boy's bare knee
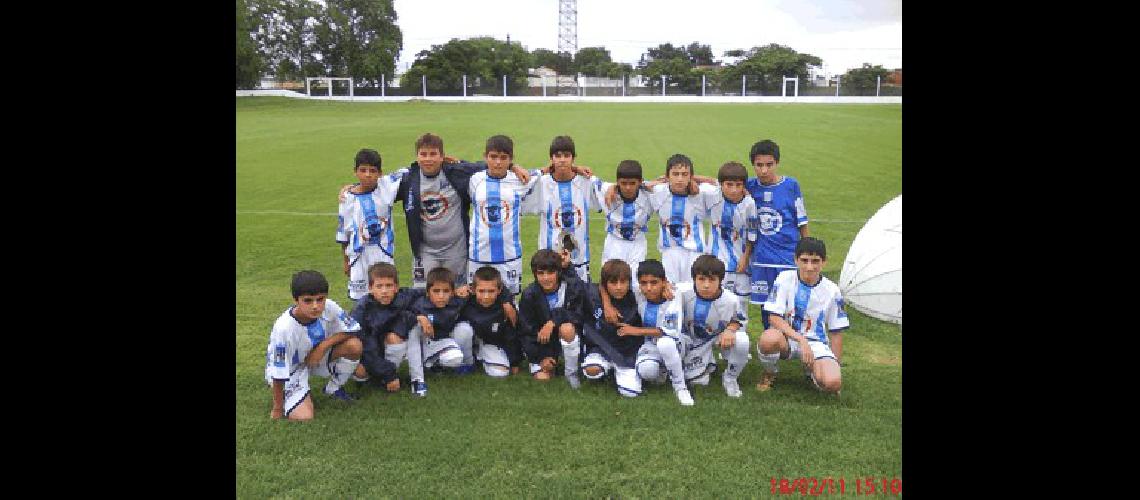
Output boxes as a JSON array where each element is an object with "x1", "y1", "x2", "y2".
[
  {"x1": 343, "y1": 337, "x2": 363, "y2": 357},
  {"x1": 759, "y1": 329, "x2": 783, "y2": 353},
  {"x1": 584, "y1": 365, "x2": 603, "y2": 377}
]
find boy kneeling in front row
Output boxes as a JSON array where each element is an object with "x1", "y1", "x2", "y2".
[{"x1": 581, "y1": 260, "x2": 662, "y2": 398}]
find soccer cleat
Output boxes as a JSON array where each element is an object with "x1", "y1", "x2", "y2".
[
  {"x1": 411, "y1": 380, "x2": 428, "y2": 398},
  {"x1": 756, "y1": 371, "x2": 776, "y2": 392},
  {"x1": 690, "y1": 374, "x2": 710, "y2": 386},
  {"x1": 453, "y1": 364, "x2": 475, "y2": 376},
  {"x1": 723, "y1": 378, "x2": 742, "y2": 398},
  {"x1": 327, "y1": 387, "x2": 358, "y2": 402},
  {"x1": 675, "y1": 388, "x2": 695, "y2": 406}
]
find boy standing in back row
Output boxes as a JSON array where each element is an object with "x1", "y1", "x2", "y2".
[{"x1": 746, "y1": 140, "x2": 810, "y2": 329}]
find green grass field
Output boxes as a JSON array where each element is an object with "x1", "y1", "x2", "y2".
[{"x1": 237, "y1": 97, "x2": 902, "y2": 497}]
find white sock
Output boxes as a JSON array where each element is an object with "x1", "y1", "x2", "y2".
[
  {"x1": 560, "y1": 336, "x2": 580, "y2": 378},
  {"x1": 758, "y1": 350, "x2": 780, "y2": 374},
  {"x1": 657, "y1": 336, "x2": 687, "y2": 392},
  {"x1": 324, "y1": 356, "x2": 360, "y2": 393},
  {"x1": 385, "y1": 341, "x2": 407, "y2": 368},
  {"x1": 406, "y1": 327, "x2": 425, "y2": 383},
  {"x1": 722, "y1": 333, "x2": 751, "y2": 381}
]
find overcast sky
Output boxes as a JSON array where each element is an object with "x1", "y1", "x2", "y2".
[{"x1": 391, "y1": 0, "x2": 901, "y2": 75}]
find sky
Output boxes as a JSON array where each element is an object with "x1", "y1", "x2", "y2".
[{"x1": 391, "y1": 0, "x2": 901, "y2": 76}]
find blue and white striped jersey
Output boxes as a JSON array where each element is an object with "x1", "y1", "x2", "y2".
[
  {"x1": 676, "y1": 282, "x2": 748, "y2": 345},
  {"x1": 746, "y1": 176, "x2": 809, "y2": 268},
  {"x1": 633, "y1": 288, "x2": 684, "y2": 341},
  {"x1": 648, "y1": 183, "x2": 721, "y2": 252},
  {"x1": 762, "y1": 269, "x2": 850, "y2": 343},
  {"x1": 264, "y1": 299, "x2": 361, "y2": 382},
  {"x1": 468, "y1": 169, "x2": 542, "y2": 264},
  {"x1": 707, "y1": 191, "x2": 759, "y2": 273},
  {"x1": 592, "y1": 176, "x2": 653, "y2": 244},
  {"x1": 336, "y1": 170, "x2": 407, "y2": 259},
  {"x1": 532, "y1": 174, "x2": 600, "y2": 268}
]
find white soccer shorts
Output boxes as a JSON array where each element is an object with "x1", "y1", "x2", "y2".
[
  {"x1": 348, "y1": 246, "x2": 394, "y2": 300},
  {"x1": 468, "y1": 259, "x2": 523, "y2": 295}
]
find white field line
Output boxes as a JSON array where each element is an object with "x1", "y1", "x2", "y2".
[{"x1": 236, "y1": 209, "x2": 867, "y2": 223}]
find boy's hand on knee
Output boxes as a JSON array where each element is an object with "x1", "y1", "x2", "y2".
[
  {"x1": 418, "y1": 315, "x2": 435, "y2": 338},
  {"x1": 538, "y1": 321, "x2": 554, "y2": 344},
  {"x1": 719, "y1": 331, "x2": 736, "y2": 350},
  {"x1": 386, "y1": 379, "x2": 401, "y2": 392},
  {"x1": 798, "y1": 338, "x2": 814, "y2": 368}
]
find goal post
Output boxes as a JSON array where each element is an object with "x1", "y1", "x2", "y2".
[{"x1": 305, "y1": 77, "x2": 354, "y2": 97}]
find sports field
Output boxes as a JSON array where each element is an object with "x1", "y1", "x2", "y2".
[{"x1": 236, "y1": 97, "x2": 902, "y2": 497}]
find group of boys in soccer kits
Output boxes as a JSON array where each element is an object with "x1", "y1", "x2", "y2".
[{"x1": 265, "y1": 134, "x2": 851, "y2": 420}]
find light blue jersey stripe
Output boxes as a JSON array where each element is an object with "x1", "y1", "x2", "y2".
[
  {"x1": 667, "y1": 195, "x2": 687, "y2": 247},
  {"x1": 306, "y1": 320, "x2": 326, "y2": 348},
  {"x1": 545, "y1": 201, "x2": 554, "y2": 250},
  {"x1": 357, "y1": 194, "x2": 380, "y2": 246},
  {"x1": 693, "y1": 215, "x2": 704, "y2": 252},
  {"x1": 721, "y1": 201, "x2": 738, "y2": 270},
  {"x1": 693, "y1": 297, "x2": 712, "y2": 338},
  {"x1": 793, "y1": 281, "x2": 812, "y2": 333},
  {"x1": 815, "y1": 309, "x2": 828, "y2": 342},
  {"x1": 643, "y1": 301, "x2": 660, "y2": 328},
  {"x1": 513, "y1": 191, "x2": 522, "y2": 259},
  {"x1": 487, "y1": 178, "x2": 505, "y2": 262}
]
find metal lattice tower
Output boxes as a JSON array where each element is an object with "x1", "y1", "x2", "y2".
[
  {"x1": 558, "y1": 0, "x2": 577, "y2": 56},
  {"x1": 557, "y1": 0, "x2": 578, "y2": 94}
]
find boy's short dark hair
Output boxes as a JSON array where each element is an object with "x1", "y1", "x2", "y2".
[
  {"x1": 690, "y1": 254, "x2": 725, "y2": 281},
  {"x1": 717, "y1": 161, "x2": 748, "y2": 183},
  {"x1": 472, "y1": 266, "x2": 502, "y2": 288},
  {"x1": 600, "y1": 259, "x2": 632, "y2": 284},
  {"x1": 291, "y1": 270, "x2": 329, "y2": 299},
  {"x1": 616, "y1": 160, "x2": 643, "y2": 180},
  {"x1": 415, "y1": 133, "x2": 444, "y2": 155},
  {"x1": 367, "y1": 263, "x2": 399, "y2": 286},
  {"x1": 485, "y1": 135, "x2": 514, "y2": 157},
  {"x1": 425, "y1": 267, "x2": 456, "y2": 289},
  {"x1": 530, "y1": 249, "x2": 563, "y2": 275},
  {"x1": 636, "y1": 259, "x2": 666, "y2": 280},
  {"x1": 795, "y1": 236, "x2": 827, "y2": 260},
  {"x1": 549, "y1": 135, "x2": 576, "y2": 158},
  {"x1": 749, "y1": 140, "x2": 780, "y2": 163},
  {"x1": 665, "y1": 153, "x2": 693, "y2": 176},
  {"x1": 355, "y1": 149, "x2": 381, "y2": 170}
]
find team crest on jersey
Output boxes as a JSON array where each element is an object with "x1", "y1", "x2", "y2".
[
  {"x1": 715, "y1": 224, "x2": 737, "y2": 242},
  {"x1": 479, "y1": 200, "x2": 513, "y2": 225},
  {"x1": 552, "y1": 206, "x2": 584, "y2": 230},
  {"x1": 757, "y1": 207, "x2": 783, "y2": 236},
  {"x1": 491, "y1": 322, "x2": 499, "y2": 333},
  {"x1": 753, "y1": 280, "x2": 770, "y2": 296},
  {"x1": 420, "y1": 191, "x2": 450, "y2": 221},
  {"x1": 664, "y1": 217, "x2": 692, "y2": 240},
  {"x1": 663, "y1": 313, "x2": 677, "y2": 330}
]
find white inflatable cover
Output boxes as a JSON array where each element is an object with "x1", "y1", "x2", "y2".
[{"x1": 839, "y1": 195, "x2": 901, "y2": 324}]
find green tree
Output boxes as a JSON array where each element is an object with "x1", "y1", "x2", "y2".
[
  {"x1": 314, "y1": 0, "x2": 402, "y2": 87},
  {"x1": 532, "y1": 48, "x2": 573, "y2": 74},
  {"x1": 685, "y1": 42, "x2": 716, "y2": 66},
  {"x1": 573, "y1": 47, "x2": 611, "y2": 76},
  {"x1": 720, "y1": 44, "x2": 822, "y2": 94},
  {"x1": 237, "y1": 0, "x2": 265, "y2": 88},
  {"x1": 249, "y1": 0, "x2": 322, "y2": 81},
  {"x1": 638, "y1": 43, "x2": 710, "y2": 93},
  {"x1": 841, "y1": 63, "x2": 892, "y2": 95},
  {"x1": 402, "y1": 37, "x2": 533, "y2": 95}
]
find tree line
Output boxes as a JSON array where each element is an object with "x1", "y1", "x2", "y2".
[{"x1": 237, "y1": 0, "x2": 893, "y2": 95}]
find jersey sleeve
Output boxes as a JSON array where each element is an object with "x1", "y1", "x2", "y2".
[
  {"x1": 827, "y1": 289, "x2": 851, "y2": 332},
  {"x1": 762, "y1": 273, "x2": 791, "y2": 316},
  {"x1": 589, "y1": 176, "x2": 611, "y2": 211},
  {"x1": 744, "y1": 199, "x2": 759, "y2": 244},
  {"x1": 660, "y1": 298, "x2": 683, "y2": 338},
  {"x1": 794, "y1": 181, "x2": 809, "y2": 227},
  {"x1": 325, "y1": 300, "x2": 361, "y2": 336},
  {"x1": 336, "y1": 197, "x2": 352, "y2": 244},
  {"x1": 699, "y1": 183, "x2": 722, "y2": 218},
  {"x1": 379, "y1": 169, "x2": 407, "y2": 205},
  {"x1": 518, "y1": 172, "x2": 545, "y2": 215},
  {"x1": 266, "y1": 323, "x2": 292, "y2": 381}
]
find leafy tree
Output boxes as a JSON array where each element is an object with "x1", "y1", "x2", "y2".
[
  {"x1": 313, "y1": 0, "x2": 401, "y2": 87},
  {"x1": 249, "y1": 0, "x2": 321, "y2": 81},
  {"x1": 532, "y1": 48, "x2": 573, "y2": 74},
  {"x1": 402, "y1": 37, "x2": 533, "y2": 94},
  {"x1": 719, "y1": 44, "x2": 821, "y2": 94},
  {"x1": 841, "y1": 63, "x2": 892, "y2": 95},
  {"x1": 637, "y1": 42, "x2": 714, "y2": 93},
  {"x1": 237, "y1": 0, "x2": 265, "y2": 88},
  {"x1": 685, "y1": 42, "x2": 716, "y2": 66}
]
